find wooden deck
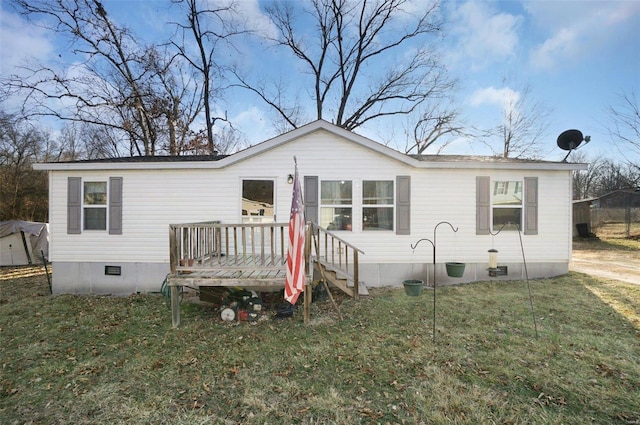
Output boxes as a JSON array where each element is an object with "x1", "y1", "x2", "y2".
[
  {"x1": 169, "y1": 255, "x2": 287, "y2": 290},
  {"x1": 166, "y1": 221, "x2": 364, "y2": 327},
  {"x1": 167, "y1": 221, "x2": 289, "y2": 290}
]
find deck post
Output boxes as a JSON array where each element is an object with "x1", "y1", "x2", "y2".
[
  {"x1": 169, "y1": 225, "x2": 178, "y2": 274},
  {"x1": 171, "y1": 284, "x2": 181, "y2": 328},
  {"x1": 353, "y1": 251, "x2": 359, "y2": 299}
]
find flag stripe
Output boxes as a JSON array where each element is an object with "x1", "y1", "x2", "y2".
[{"x1": 284, "y1": 166, "x2": 305, "y2": 305}]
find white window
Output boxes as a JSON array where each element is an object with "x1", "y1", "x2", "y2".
[
  {"x1": 83, "y1": 181, "x2": 107, "y2": 230},
  {"x1": 362, "y1": 180, "x2": 393, "y2": 231},
  {"x1": 321, "y1": 180, "x2": 352, "y2": 230},
  {"x1": 492, "y1": 181, "x2": 522, "y2": 231}
]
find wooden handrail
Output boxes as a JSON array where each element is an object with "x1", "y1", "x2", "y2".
[{"x1": 307, "y1": 222, "x2": 364, "y2": 298}]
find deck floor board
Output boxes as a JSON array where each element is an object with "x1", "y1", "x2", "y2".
[{"x1": 168, "y1": 254, "x2": 287, "y2": 289}]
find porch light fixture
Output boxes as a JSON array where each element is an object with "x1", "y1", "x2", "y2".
[{"x1": 287, "y1": 174, "x2": 294, "y2": 184}]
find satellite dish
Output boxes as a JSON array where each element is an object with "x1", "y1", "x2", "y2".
[{"x1": 557, "y1": 129, "x2": 590, "y2": 161}]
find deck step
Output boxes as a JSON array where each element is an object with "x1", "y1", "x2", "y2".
[{"x1": 312, "y1": 261, "x2": 368, "y2": 297}]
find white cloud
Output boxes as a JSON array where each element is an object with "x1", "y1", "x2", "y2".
[
  {"x1": 529, "y1": 28, "x2": 576, "y2": 72},
  {"x1": 526, "y1": 1, "x2": 640, "y2": 72},
  {"x1": 447, "y1": 1, "x2": 522, "y2": 70},
  {"x1": 232, "y1": 106, "x2": 273, "y2": 145},
  {"x1": 469, "y1": 86, "x2": 519, "y2": 111},
  {"x1": 233, "y1": 0, "x2": 278, "y2": 39},
  {"x1": 0, "y1": 6, "x2": 55, "y2": 77}
]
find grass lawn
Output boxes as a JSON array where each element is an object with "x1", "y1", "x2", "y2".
[{"x1": 1, "y1": 253, "x2": 639, "y2": 423}]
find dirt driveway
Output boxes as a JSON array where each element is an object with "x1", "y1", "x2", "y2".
[{"x1": 571, "y1": 241, "x2": 640, "y2": 285}]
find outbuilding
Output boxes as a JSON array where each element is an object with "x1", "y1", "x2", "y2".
[{"x1": 0, "y1": 220, "x2": 49, "y2": 266}]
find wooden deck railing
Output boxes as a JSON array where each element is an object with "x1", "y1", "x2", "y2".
[
  {"x1": 169, "y1": 221, "x2": 288, "y2": 274},
  {"x1": 168, "y1": 220, "x2": 363, "y2": 294}
]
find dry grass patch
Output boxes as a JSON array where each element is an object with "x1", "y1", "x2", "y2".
[{"x1": 1, "y1": 265, "x2": 639, "y2": 424}]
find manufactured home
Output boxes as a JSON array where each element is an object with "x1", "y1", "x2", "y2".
[{"x1": 34, "y1": 120, "x2": 586, "y2": 296}]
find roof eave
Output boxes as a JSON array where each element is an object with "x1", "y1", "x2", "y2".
[
  {"x1": 32, "y1": 161, "x2": 226, "y2": 171},
  {"x1": 33, "y1": 159, "x2": 588, "y2": 172},
  {"x1": 412, "y1": 161, "x2": 588, "y2": 171}
]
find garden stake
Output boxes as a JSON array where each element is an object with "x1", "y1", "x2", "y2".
[
  {"x1": 489, "y1": 222, "x2": 538, "y2": 339},
  {"x1": 411, "y1": 221, "x2": 459, "y2": 342},
  {"x1": 41, "y1": 249, "x2": 51, "y2": 294},
  {"x1": 516, "y1": 224, "x2": 539, "y2": 338}
]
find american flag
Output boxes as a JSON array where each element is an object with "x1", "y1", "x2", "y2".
[{"x1": 284, "y1": 164, "x2": 305, "y2": 305}]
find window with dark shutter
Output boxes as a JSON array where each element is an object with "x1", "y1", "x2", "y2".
[
  {"x1": 396, "y1": 176, "x2": 410, "y2": 235},
  {"x1": 67, "y1": 177, "x2": 82, "y2": 234},
  {"x1": 524, "y1": 177, "x2": 538, "y2": 235},
  {"x1": 109, "y1": 177, "x2": 123, "y2": 235},
  {"x1": 304, "y1": 176, "x2": 318, "y2": 224},
  {"x1": 476, "y1": 176, "x2": 490, "y2": 235}
]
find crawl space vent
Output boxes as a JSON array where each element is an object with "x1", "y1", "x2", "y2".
[{"x1": 104, "y1": 265, "x2": 122, "y2": 276}]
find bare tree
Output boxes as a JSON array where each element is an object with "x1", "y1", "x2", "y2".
[
  {"x1": 38, "y1": 123, "x2": 84, "y2": 162},
  {"x1": 4, "y1": 0, "x2": 206, "y2": 157},
  {"x1": 572, "y1": 152, "x2": 604, "y2": 200},
  {"x1": 231, "y1": 72, "x2": 307, "y2": 132},
  {"x1": 213, "y1": 125, "x2": 249, "y2": 154},
  {"x1": 5, "y1": 0, "x2": 150, "y2": 155},
  {"x1": 594, "y1": 160, "x2": 640, "y2": 195},
  {"x1": 607, "y1": 90, "x2": 640, "y2": 170},
  {"x1": 405, "y1": 102, "x2": 471, "y2": 154},
  {"x1": 0, "y1": 112, "x2": 49, "y2": 221},
  {"x1": 143, "y1": 47, "x2": 206, "y2": 155},
  {"x1": 171, "y1": 0, "x2": 246, "y2": 154},
  {"x1": 495, "y1": 84, "x2": 552, "y2": 159},
  {"x1": 573, "y1": 150, "x2": 640, "y2": 200},
  {"x1": 236, "y1": 0, "x2": 454, "y2": 132}
]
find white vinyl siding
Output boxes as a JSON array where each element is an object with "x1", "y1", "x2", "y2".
[{"x1": 47, "y1": 129, "x2": 572, "y2": 270}]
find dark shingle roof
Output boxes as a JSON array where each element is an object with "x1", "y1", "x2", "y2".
[
  {"x1": 55, "y1": 154, "x2": 229, "y2": 164},
  {"x1": 61, "y1": 153, "x2": 557, "y2": 165},
  {"x1": 410, "y1": 154, "x2": 557, "y2": 164}
]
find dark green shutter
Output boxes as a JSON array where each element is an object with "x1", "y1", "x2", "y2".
[
  {"x1": 524, "y1": 177, "x2": 538, "y2": 235},
  {"x1": 304, "y1": 176, "x2": 318, "y2": 224},
  {"x1": 476, "y1": 176, "x2": 490, "y2": 235},
  {"x1": 68, "y1": 177, "x2": 82, "y2": 234},
  {"x1": 396, "y1": 176, "x2": 410, "y2": 235},
  {"x1": 109, "y1": 177, "x2": 123, "y2": 235}
]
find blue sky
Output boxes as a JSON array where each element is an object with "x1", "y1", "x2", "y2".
[{"x1": 1, "y1": 0, "x2": 639, "y2": 162}]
